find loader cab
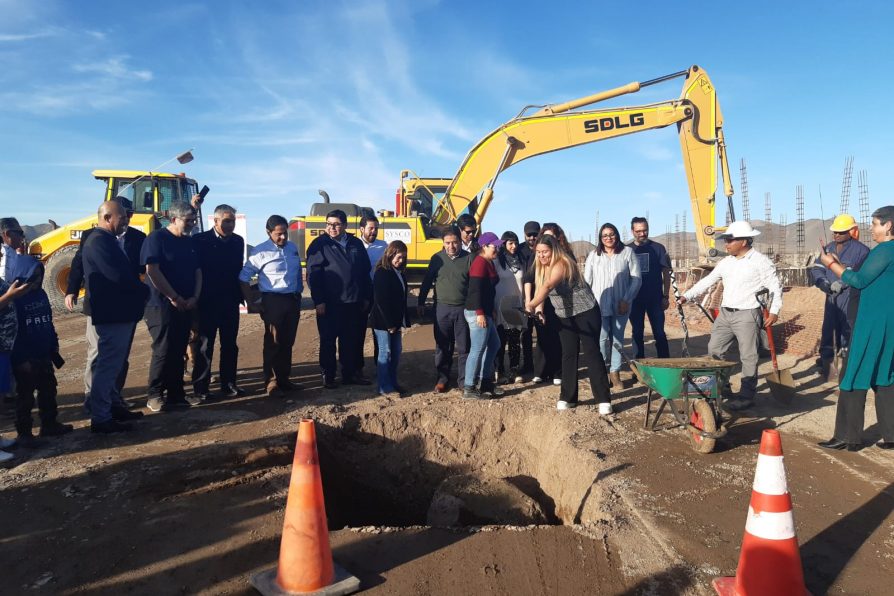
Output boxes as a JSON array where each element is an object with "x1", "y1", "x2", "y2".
[{"x1": 94, "y1": 170, "x2": 200, "y2": 227}]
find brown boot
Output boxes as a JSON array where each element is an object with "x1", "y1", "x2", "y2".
[{"x1": 609, "y1": 371, "x2": 622, "y2": 388}]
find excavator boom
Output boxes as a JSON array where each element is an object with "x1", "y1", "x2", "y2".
[{"x1": 432, "y1": 65, "x2": 732, "y2": 258}]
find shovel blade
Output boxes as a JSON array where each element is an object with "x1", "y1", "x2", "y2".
[{"x1": 766, "y1": 368, "x2": 797, "y2": 404}]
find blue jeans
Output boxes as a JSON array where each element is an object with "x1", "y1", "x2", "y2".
[
  {"x1": 463, "y1": 310, "x2": 501, "y2": 388},
  {"x1": 600, "y1": 314, "x2": 629, "y2": 373},
  {"x1": 373, "y1": 329, "x2": 402, "y2": 393}
]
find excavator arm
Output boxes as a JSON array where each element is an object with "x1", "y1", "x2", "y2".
[{"x1": 431, "y1": 65, "x2": 734, "y2": 258}]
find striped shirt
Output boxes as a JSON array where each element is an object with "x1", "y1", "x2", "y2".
[
  {"x1": 683, "y1": 248, "x2": 783, "y2": 314},
  {"x1": 583, "y1": 246, "x2": 642, "y2": 316},
  {"x1": 239, "y1": 239, "x2": 304, "y2": 295}
]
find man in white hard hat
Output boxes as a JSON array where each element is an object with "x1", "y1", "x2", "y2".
[
  {"x1": 678, "y1": 221, "x2": 783, "y2": 410},
  {"x1": 809, "y1": 214, "x2": 869, "y2": 382}
]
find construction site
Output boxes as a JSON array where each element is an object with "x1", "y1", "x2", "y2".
[
  {"x1": 0, "y1": 264, "x2": 892, "y2": 594},
  {"x1": 2, "y1": 9, "x2": 893, "y2": 591}
]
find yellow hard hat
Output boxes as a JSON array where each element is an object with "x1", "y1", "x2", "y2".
[{"x1": 830, "y1": 214, "x2": 858, "y2": 232}]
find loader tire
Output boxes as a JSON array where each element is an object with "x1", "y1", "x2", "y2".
[{"x1": 43, "y1": 245, "x2": 79, "y2": 316}]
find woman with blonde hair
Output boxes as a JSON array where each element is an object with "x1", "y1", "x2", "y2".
[
  {"x1": 526, "y1": 235, "x2": 612, "y2": 412},
  {"x1": 370, "y1": 241, "x2": 410, "y2": 397}
]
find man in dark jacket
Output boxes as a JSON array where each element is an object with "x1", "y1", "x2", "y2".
[
  {"x1": 83, "y1": 201, "x2": 150, "y2": 433},
  {"x1": 65, "y1": 196, "x2": 145, "y2": 411},
  {"x1": 517, "y1": 220, "x2": 540, "y2": 373},
  {"x1": 192, "y1": 204, "x2": 245, "y2": 399},
  {"x1": 809, "y1": 214, "x2": 870, "y2": 381},
  {"x1": 306, "y1": 209, "x2": 372, "y2": 388}
]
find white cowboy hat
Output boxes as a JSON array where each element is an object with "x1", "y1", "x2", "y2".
[{"x1": 717, "y1": 220, "x2": 761, "y2": 239}]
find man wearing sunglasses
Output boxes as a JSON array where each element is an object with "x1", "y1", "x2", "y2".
[
  {"x1": 457, "y1": 214, "x2": 480, "y2": 254},
  {"x1": 65, "y1": 197, "x2": 146, "y2": 417}
]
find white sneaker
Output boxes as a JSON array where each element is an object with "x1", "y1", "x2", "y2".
[
  {"x1": 553, "y1": 378, "x2": 562, "y2": 386},
  {"x1": 557, "y1": 400, "x2": 571, "y2": 410},
  {"x1": 0, "y1": 450, "x2": 13, "y2": 463},
  {"x1": 532, "y1": 376, "x2": 543, "y2": 383},
  {"x1": 514, "y1": 375, "x2": 524, "y2": 383},
  {"x1": 598, "y1": 402, "x2": 614, "y2": 416},
  {"x1": 0, "y1": 436, "x2": 15, "y2": 449}
]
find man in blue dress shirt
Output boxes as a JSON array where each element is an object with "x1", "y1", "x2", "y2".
[{"x1": 239, "y1": 215, "x2": 303, "y2": 398}]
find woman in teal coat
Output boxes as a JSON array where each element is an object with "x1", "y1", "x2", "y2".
[{"x1": 818, "y1": 205, "x2": 894, "y2": 451}]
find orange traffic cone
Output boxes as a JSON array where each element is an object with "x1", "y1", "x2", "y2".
[
  {"x1": 251, "y1": 419, "x2": 359, "y2": 595},
  {"x1": 713, "y1": 429, "x2": 811, "y2": 595}
]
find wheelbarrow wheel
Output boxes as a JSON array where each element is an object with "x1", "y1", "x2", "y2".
[{"x1": 688, "y1": 400, "x2": 717, "y2": 454}]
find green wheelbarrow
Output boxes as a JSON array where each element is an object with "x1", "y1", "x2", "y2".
[{"x1": 629, "y1": 357, "x2": 737, "y2": 454}]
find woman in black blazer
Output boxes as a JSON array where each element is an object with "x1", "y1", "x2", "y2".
[{"x1": 370, "y1": 241, "x2": 410, "y2": 397}]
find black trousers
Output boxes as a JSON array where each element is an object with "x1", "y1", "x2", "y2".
[
  {"x1": 834, "y1": 384, "x2": 894, "y2": 444},
  {"x1": 557, "y1": 306, "x2": 612, "y2": 405},
  {"x1": 14, "y1": 359, "x2": 58, "y2": 435},
  {"x1": 261, "y1": 293, "x2": 300, "y2": 386},
  {"x1": 317, "y1": 302, "x2": 364, "y2": 381},
  {"x1": 357, "y1": 302, "x2": 374, "y2": 376},
  {"x1": 629, "y1": 297, "x2": 670, "y2": 358},
  {"x1": 434, "y1": 303, "x2": 469, "y2": 387},
  {"x1": 192, "y1": 301, "x2": 241, "y2": 392},
  {"x1": 520, "y1": 318, "x2": 535, "y2": 372},
  {"x1": 497, "y1": 325, "x2": 521, "y2": 376},
  {"x1": 145, "y1": 303, "x2": 193, "y2": 402},
  {"x1": 534, "y1": 301, "x2": 562, "y2": 379}
]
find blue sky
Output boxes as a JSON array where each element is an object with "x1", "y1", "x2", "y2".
[{"x1": 1, "y1": 0, "x2": 891, "y2": 245}]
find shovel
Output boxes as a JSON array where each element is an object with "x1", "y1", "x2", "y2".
[{"x1": 755, "y1": 289, "x2": 796, "y2": 404}]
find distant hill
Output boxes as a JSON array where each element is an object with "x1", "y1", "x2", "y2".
[
  {"x1": 22, "y1": 223, "x2": 55, "y2": 242},
  {"x1": 649, "y1": 217, "x2": 873, "y2": 265}
]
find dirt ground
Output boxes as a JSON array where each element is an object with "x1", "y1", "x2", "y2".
[{"x1": 1, "y1": 294, "x2": 892, "y2": 595}]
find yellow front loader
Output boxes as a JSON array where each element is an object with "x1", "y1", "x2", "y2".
[{"x1": 28, "y1": 170, "x2": 201, "y2": 313}]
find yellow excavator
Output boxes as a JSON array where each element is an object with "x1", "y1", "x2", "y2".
[{"x1": 293, "y1": 65, "x2": 734, "y2": 277}]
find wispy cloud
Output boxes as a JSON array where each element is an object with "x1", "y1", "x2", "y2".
[
  {"x1": 0, "y1": 29, "x2": 56, "y2": 42},
  {"x1": 73, "y1": 56, "x2": 152, "y2": 81}
]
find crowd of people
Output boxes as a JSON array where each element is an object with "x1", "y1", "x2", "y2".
[{"x1": 1, "y1": 199, "x2": 893, "y2": 462}]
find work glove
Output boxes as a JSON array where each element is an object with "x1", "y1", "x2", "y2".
[
  {"x1": 829, "y1": 280, "x2": 844, "y2": 296},
  {"x1": 814, "y1": 279, "x2": 833, "y2": 295}
]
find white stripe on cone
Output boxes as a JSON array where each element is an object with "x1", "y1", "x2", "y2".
[
  {"x1": 753, "y1": 454, "x2": 788, "y2": 495},
  {"x1": 744, "y1": 506, "x2": 796, "y2": 540}
]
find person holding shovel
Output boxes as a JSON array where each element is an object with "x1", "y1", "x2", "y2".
[
  {"x1": 817, "y1": 205, "x2": 894, "y2": 451},
  {"x1": 678, "y1": 221, "x2": 783, "y2": 411}
]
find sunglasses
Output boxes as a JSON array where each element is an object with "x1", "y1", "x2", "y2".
[{"x1": 462, "y1": 228, "x2": 477, "y2": 234}]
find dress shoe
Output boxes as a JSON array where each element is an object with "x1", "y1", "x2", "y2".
[
  {"x1": 39, "y1": 421, "x2": 74, "y2": 437},
  {"x1": 434, "y1": 382, "x2": 448, "y2": 393},
  {"x1": 323, "y1": 377, "x2": 339, "y2": 389},
  {"x1": 112, "y1": 408, "x2": 144, "y2": 421},
  {"x1": 91, "y1": 420, "x2": 134, "y2": 434},
  {"x1": 220, "y1": 383, "x2": 246, "y2": 398},
  {"x1": 876, "y1": 441, "x2": 894, "y2": 450},
  {"x1": 817, "y1": 438, "x2": 847, "y2": 450},
  {"x1": 343, "y1": 376, "x2": 372, "y2": 386},
  {"x1": 279, "y1": 380, "x2": 303, "y2": 392},
  {"x1": 846, "y1": 443, "x2": 863, "y2": 452},
  {"x1": 16, "y1": 433, "x2": 47, "y2": 448}
]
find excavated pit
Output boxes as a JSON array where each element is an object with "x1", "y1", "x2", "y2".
[{"x1": 313, "y1": 406, "x2": 612, "y2": 529}]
